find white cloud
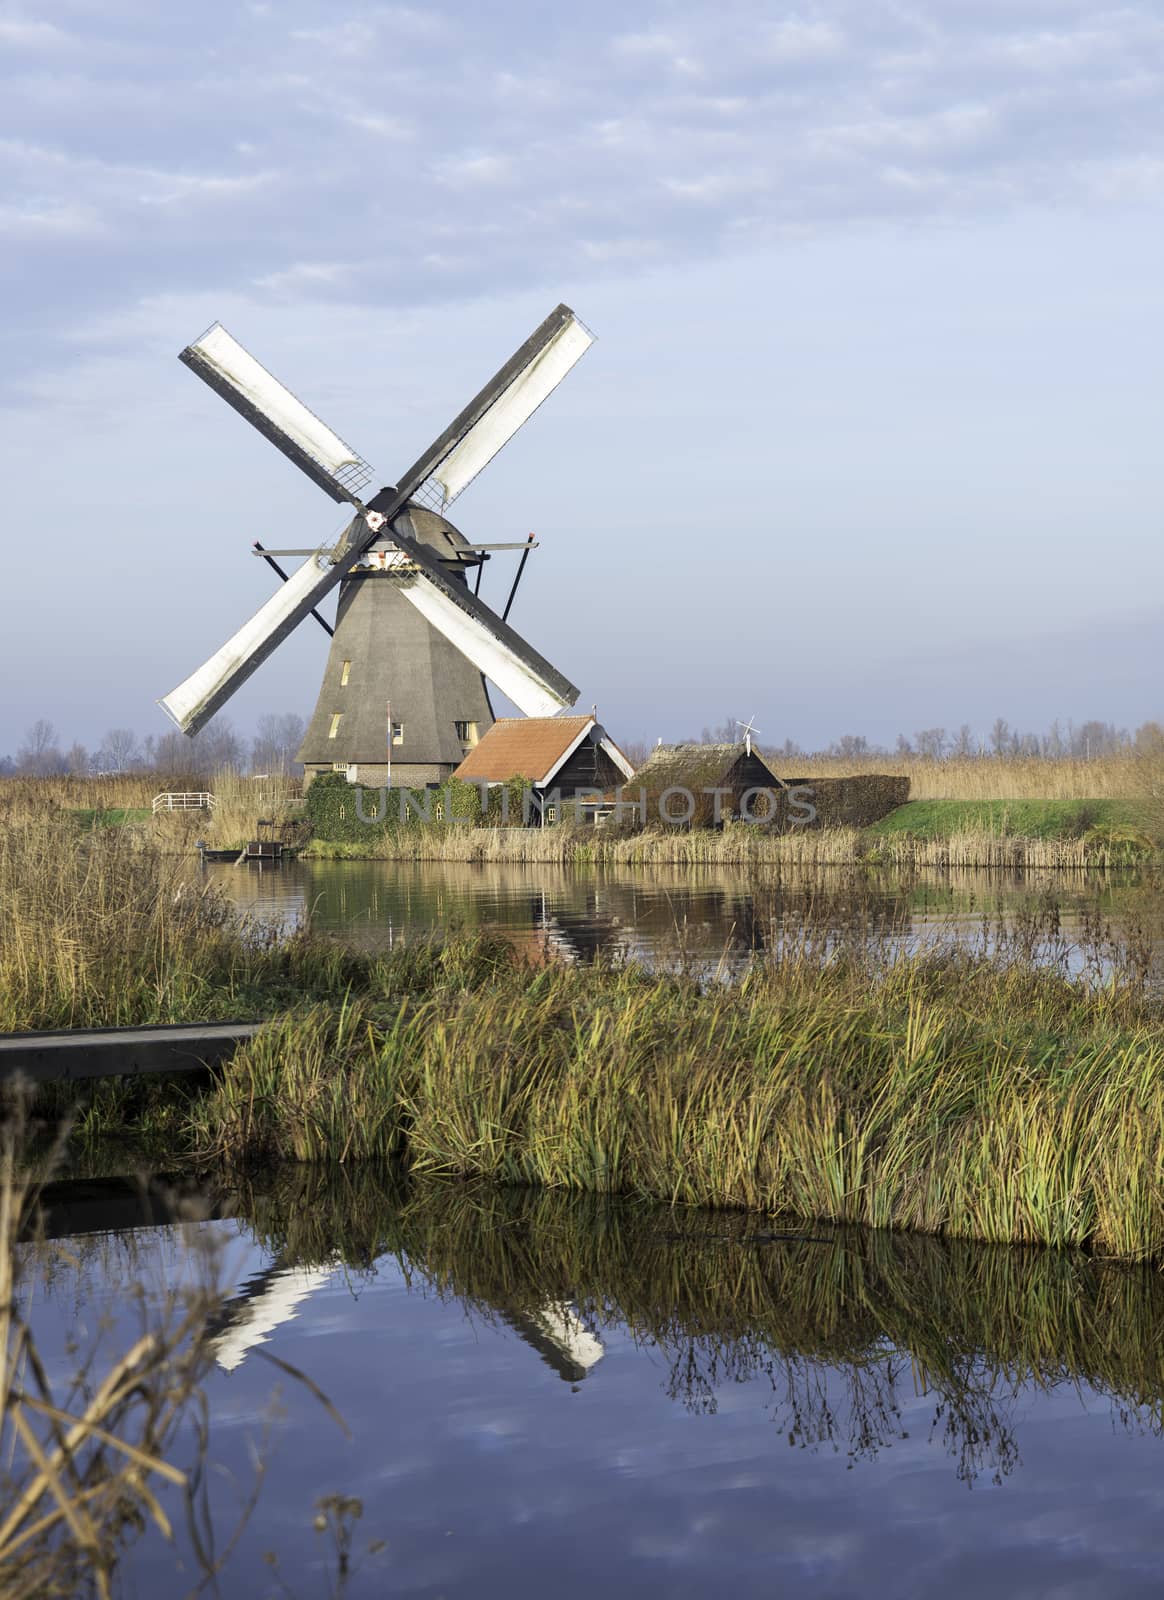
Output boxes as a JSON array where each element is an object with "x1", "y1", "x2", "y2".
[
  {"x1": 343, "y1": 111, "x2": 413, "y2": 140},
  {"x1": 0, "y1": 201, "x2": 99, "y2": 236},
  {"x1": 1, "y1": 0, "x2": 1163, "y2": 406},
  {"x1": 759, "y1": 18, "x2": 846, "y2": 62},
  {"x1": 0, "y1": 15, "x2": 73, "y2": 49},
  {"x1": 662, "y1": 172, "x2": 768, "y2": 203},
  {"x1": 433, "y1": 152, "x2": 513, "y2": 188},
  {"x1": 253, "y1": 260, "x2": 355, "y2": 294},
  {"x1": 611, "y1": 29, "x2": 702, "y2": 75}
]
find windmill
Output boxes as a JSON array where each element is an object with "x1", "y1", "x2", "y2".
[{"x1": 159, "y1": 306, "x2": 593, "y2": 786}]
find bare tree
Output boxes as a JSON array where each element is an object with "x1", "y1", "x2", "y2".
[
  {"x1": 64, "y1": 742, "x2": 91, "y2": 776},
  {"x1": 252, "y1": 713, "x2": 306, "y2": 776},
  {"x1": 989, "y1": 718, "x2": 1011, "y2": 758},
  {"x1": 834, "y1": 734, "x2": 870, "y2": 759},
  {"x1": 914, "y1": 728, "x2": 947, "y2": 761},
  {"x1": 197, "y1": 718, "x2": 245, "y2": 775},
  {"x1": 96, "y1": 728, "x2": 141, "y2": 773},
  {"x1": 17, "y1": 720, "x2": 65, "y2": 776}
]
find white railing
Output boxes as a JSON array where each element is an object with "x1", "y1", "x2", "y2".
[{"x1": 152, "y1": 792, "x2": 218, "y2": 814}]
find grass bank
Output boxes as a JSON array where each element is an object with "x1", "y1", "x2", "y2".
[
  {"x1": 0, "y1": 813, "x2": 367, "y2": 1031},
  {"x1": 302, "y1": 811, "x2": 1155, "y2": 869},
  {"x1": 9, "y1": 817, "x2": 1164, "y2": 1262},
  {"x1": 188, "y1": 921, "x2": 1164, "y2": 1261}
]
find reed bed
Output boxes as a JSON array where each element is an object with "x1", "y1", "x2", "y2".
[
  {"x1": 784, "y1": 752, "x2": 1146, "y2": 801},
  {"x1": 0, "y1": 814, "x2": 364, "y2": 1031},
  {"x1": 304, "y1": 821, "x2": 1148, "y2": 869},
  {"x1": 10, "y1": 815, "x2": 1164, "y2": 1262},
  {"x1": 0, "y1": 774, "x2": 305, "y2": 854},
  {"x1": 189, "y1": 917, "x2": 1164, "y2": 1261}
]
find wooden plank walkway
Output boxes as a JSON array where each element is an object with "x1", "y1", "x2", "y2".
[{"x1": 0, "y1": 1021, "x2": 263, "y2": 1084}]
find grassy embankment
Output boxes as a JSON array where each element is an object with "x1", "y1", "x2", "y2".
[
  {"x1": 0, "y1": 775, "x2": 306, "y2": 856},
  {"x1": 6, "y1": 815, "x2": 1164, "y2": 1260},
  {"x1": 302, "y1": 810, "x2": 1152, "y2": 868},
  {"x1": 5, "y1": 760, "x2": 1160, "y2": 864}
]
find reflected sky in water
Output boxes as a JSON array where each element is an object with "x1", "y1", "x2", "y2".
[{"x1": 21, "y1": 1176, "x2": 1164, "y2": 1597}]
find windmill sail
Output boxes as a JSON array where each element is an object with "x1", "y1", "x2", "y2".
[
  {"x1": 412, "y1": 307, "x2": 594, "y2": 510},
  {"x1": 386, "y1": 525, "x2": 578, "y2": 717},
  {"x1": 159, "y1": 543, "x2": 345, "y2": 735},
  {"x1": 179, "y1": 324, "x2": 373, "y2": 504}
]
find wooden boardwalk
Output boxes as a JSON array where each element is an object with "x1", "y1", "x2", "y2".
[{"x1": 0, "y1": 1021, "x2": 263, "y2": 1084}]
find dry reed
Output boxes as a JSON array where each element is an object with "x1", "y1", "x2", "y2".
[
  {"x1": 303, "y1": 821, "x2": 1145, "y2": 869},
  {"x1": 189, "y1": 915, "x2": 1164, "y2": 1261},
  {"x1": 778, "y1": 751, "x2": 1147, "y2": 801},
  {"x1": 0, "y1": 1111, "x2": 223, "y2": 1597}
]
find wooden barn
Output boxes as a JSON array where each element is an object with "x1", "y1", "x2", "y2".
[{"x1": 453, "y1": 716, "x2": 634, "y2": 820}]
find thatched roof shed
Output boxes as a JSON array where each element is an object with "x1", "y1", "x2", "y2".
[{"x1": 625, "y1": 743, "x2": 781, "y2": 826}]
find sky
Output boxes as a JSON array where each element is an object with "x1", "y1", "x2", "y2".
[{"x1": 1, "y1": 0, "x2": 1162, "y2": 755}]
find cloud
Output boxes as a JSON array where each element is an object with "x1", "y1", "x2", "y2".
[
  {"x1": 759, "y1": 18, "x2": 846, "y2": 62},
  {"x1": 433, "y1": 152, "x2": 514, "y2": 188},
  {"x1": 1, "y1": 0, "x2": 1162, "y2": 404},
  {"x1": 0, "y1": 14, "x2": 74, "y2": 49}
]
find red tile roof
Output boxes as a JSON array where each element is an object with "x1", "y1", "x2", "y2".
[{"x1": 453, "y1": 717, "x2": 595, "y2": 784}]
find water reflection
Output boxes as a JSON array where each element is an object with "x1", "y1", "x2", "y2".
[
  {"x1": 212, "y1": 857, "x2": 1151, "y2": 970},
  {"x1": 24, "y1": 1168, "x2": 1164, "y2": 1595}
]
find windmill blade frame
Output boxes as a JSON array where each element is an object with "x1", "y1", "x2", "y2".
[
  {"x1": 407, "y1": 304, "x2": 594, "y2": 513},
  {"x1": 179, "y1": 324, "x2": 374, "y2": 505}
]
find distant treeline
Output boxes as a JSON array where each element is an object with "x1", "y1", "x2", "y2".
[
  {"x1": 3, "y1": 712, "x2": 1161, "y2": 784},
  {"x1": 631, "y1": 716, "x2": 1163, "y2": 772},
  {"x1": 0, "y1": 713, "x2": 306, "y2": 782}
]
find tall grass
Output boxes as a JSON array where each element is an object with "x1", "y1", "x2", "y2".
[
  {"x1": 0, "y1": 814, "x2": 363, "y2": 1030},
  {"x1": 780, "y1": 752, "x2": 1147, "y2": 800},
  {"x1": 9, "y1": 814, "x2": 1164, "y2": 1261},
  {"x1": 188, "y1": 919, "x2": 1164, "y2": 1260},
  {"x1": 0, "y1": 774, "x2": 305, "y2": 853},
  {"x1": 304, "y1": 820, "x2": 1148, "y2": 869}
]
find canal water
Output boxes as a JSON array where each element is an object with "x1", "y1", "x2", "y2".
[
  {"x1": 208, "y1": 856, "x2": 1156, "y2": 972},
  {"x1": 22, "y1": 1170, "x2": 1164, "y2": 1597}
]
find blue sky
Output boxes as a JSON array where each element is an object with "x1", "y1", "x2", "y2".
[{"x1": 1, "y1": 0, "x2": 1162, "y2": 753}]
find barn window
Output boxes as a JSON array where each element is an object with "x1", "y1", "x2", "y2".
[
  {"x1": 328, "y1": 713, "x2": 342, "y2": 739},
  {"x1": 545, "y1": 804, "x2": 557, "y2": 823},
  {"x1": 454, "y1": 720, "x2": 478, "y2": 746},
  {"x1": 391, "y1": 722, "x2": 404, "y2": 745}
]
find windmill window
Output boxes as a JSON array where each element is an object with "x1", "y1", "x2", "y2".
[
  {"x1": 328, "y1": 713, "x2": 343, "y2": 739},
  {"x1": 391, "y1": 722, "x2": 405, "y2": 746},
  {"x1": 454, "y1": 720, "x2": 479, "y2": 746},
  {"x1": 340, "y1": 661, "x2": 352, "y2": 687}
]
